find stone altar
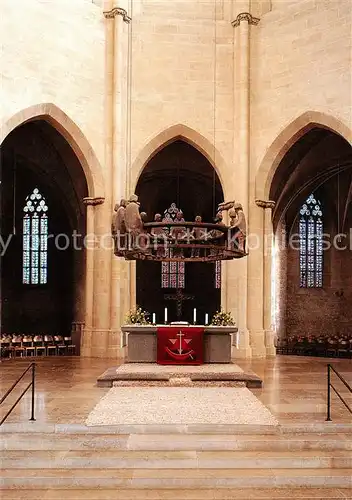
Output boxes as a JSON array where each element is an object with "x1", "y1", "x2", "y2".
[{"x1": 121, "y1": 325, "x2": 238, "y2": 363}]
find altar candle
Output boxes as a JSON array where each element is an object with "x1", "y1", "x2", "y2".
[
  {"x1": 193, "y1": 308, "x2": 197, "y2": 324},
  {"x1": 152, "y1": 313, "x2": 156, "y2": 324},
  {"x1": 205, "y1": 313, "x2": 209, "y2": 325},
  {"x1": 164, "y1": 308, "x2": 168, "y2": 323}
]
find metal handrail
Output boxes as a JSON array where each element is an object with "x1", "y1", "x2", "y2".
[
  {"x1": 326, "y1": 363, "x2": 352, "y2": 421},
  {"x1": 0, "y1": 362, "x2": 36, "y2": 425}
]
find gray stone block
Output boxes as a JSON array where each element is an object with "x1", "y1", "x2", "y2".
[
  {"x1": 127, "y1": 333, "x2": 157, "y2": 362},
  {"x1": 204, "y1": 334, "x2": 231, "y2": 363}
]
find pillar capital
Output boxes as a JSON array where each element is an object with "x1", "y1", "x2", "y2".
[
  {"x1": 231, "y1": 12, "x2": 260, "y2": 28},
  {"x1": 103, "y1": 6, "x2": 131, "y2": 23},
  {"x1": 83, "y1": 196, "x2": 105, "y2": 206},
  {"x1": 255, "y1": 199, "x2": 275, "y2": 210}
]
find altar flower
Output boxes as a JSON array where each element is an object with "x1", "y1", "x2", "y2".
[
  {"x1": 211, "y1": 309, "x2": 236, "y2": 326},
  {"x1": 125, "y1": 306, "x2": 151, "y2": 325}
]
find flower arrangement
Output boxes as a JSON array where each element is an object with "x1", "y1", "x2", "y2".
[
  {"x1": 125, "y1": 306, "x2": 151, "y2": 325},
  {"x1": 210, "y1": 309, "x2": 236, "y2": 326}
]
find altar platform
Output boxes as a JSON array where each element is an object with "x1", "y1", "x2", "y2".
[
  {"x1": 121, "y1": 325, "x2": 238, "y2": 364},
  {"x1": 97, "y1": 362, "x2": 263, "y2": 388}
]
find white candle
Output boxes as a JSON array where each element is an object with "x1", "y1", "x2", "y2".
[
  {"x1": 152, "y1": 313, "x2": 156, "y2": 324},
  {"x1": 205, "y1": 313, "x2": 209, "y2": 325},
  {"x1": 164, "y1": 308, "x2": 168, "y2": 323},
  {"x1": 193, "y1": 308, "x2": 197, "y2": 324}
]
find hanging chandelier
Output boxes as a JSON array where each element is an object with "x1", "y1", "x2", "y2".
[{"x1": 112, "y1": 198, "x2": 247, "y2": 262}]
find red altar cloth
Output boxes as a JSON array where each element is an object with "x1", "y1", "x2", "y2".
[{"x1": 157, "y1": 327, "x2": 204, "y2": 365}]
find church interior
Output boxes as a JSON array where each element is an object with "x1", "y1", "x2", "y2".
[{"x1": 0, "y1": 0, "x2": 351, "y2": 497}]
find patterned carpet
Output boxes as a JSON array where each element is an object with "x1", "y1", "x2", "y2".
[{"x1": 86, "y1": 387, "x2": 278, "y2": 426}]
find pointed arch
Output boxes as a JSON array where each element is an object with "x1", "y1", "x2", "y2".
[
  {"x1": 0, "y1": 103, "x2": 105, "y2": 198},
  {"x1": 132, "y1": 124, "x2": 227, "y2": 193},
  {"x1": 255, "y1": 111, "x2": 352, "y2": 200}
]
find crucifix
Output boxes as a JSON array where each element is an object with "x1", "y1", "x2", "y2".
[{"x1": 164, "y1": 288, "x2": 194, "y2": 320}]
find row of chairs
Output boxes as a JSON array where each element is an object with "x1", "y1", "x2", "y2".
[
  {"x1": 0, "y1": 334, "x2": 76, "y2": 358},
  {"x1": 276, "y1": 334, "x2": 351, "y2": 358}
]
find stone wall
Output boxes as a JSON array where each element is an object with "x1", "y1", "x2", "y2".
[
  {"x1": 0, "y1": 0, "x2": 106, "y2": 167},
  {"x1": 251, "y1": 0, "x2": 352, "y2": 176},
  {"x1": 130, "y1": 0, "x2": 234, "y2": 191}
]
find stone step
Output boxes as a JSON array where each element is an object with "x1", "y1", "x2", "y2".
[
  {"x1": 2, "y1": 433, "x2": 351, "y2": 452},
  {"x1": 1, "y1": 468, "x2": 351, "y2": 489},
  {"x1": 126, "y1": 433, "x2": 352, "y2": 452},
  {"x1": 1, "y1": 422, "x2": 351, "y2": 435},
  {"x1": 1, "y1": 449, "x2": 351, "y2": 469},
  {"x1": 0, "y1": 487, "x2": 350, "y2": 499}
]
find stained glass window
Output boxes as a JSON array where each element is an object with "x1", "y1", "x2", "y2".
[
  {"x1": 23, "y1": 188, "x2": 48, "y2": 285},
  {"x1": 161, "y1": 203, "x2": 185, "y2": 288},
  {"x1": 215, "y1": 261, "x2": 221, "y2": 288},
  {"x1": 299, "y1": 194, "x2": 323, "y2": 288}
]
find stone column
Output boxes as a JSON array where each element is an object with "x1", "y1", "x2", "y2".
[
  {"x1": 256, "y1": 199, "x2": 276, "y2": 357},
  {"x1": 276, "y1": 219, "x2": 288, "y2": 342},
  {"x1": 247, "y1": 202, "x2": 266, "y2": 357},
  {"x1": 104, "y1": 3, "x2": 131, "y2": 358},
  {"x1": 81, "y1": 196, "x2": 104, "y2": 357},
  {"x1": 230, "y1": 7, "x2": 260, "y2": 358},
  {"x1": 91, "y1": 199, "x2": 113, "y2": 357}
]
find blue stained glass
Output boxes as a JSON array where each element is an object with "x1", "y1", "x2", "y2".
[
  {"x1": 161, "y1": 204, "x2": 185, "y2": 289},
  {"x1": 22, "y1": 188, "x2": 48, "y2": 284},
  {"x1": 31, "y1": 235, "x2": 39, "y2": 251},
  {"x1": 215, "y1": 261, "x2": 221, "y2": 289},
  {"x1": 31, "y1": 267, "x2": 39, "y2": 285},
  {"x1": 41, "y1": 215, "x2": 48, "y2": 233},
  {"x1": 23, "y1": 251, "x2": 30, "y2": 266},
  {"x1": 40, "y1": 267, "x2": 47, "y2": 284},
  {"x1": 299, "y1": 194, "x2": 323, "y2": 288},
  {"x1": 23, "y1": 235, "x2": 30, "y2": 251},
  {"x1": 23, "y1": 268, "x2": 30, "y2": 284},
  {"x1": 40, "y1": 234, "x2": 47, "y2": 251}
]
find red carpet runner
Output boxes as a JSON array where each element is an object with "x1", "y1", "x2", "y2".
[{"x1": 157, "y1": 327, "x2": 204, "y2": 365}]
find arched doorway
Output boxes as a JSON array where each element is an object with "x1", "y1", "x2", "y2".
[
  {"x1": 0, "y1": 120, "x2": 88, "y2": 349},
  {"x1": 270, "y1": 127, "x2": 352, "y2": 341},
  {"x1": 135, "y1": 139, "x2": 224, "y2": 324}
]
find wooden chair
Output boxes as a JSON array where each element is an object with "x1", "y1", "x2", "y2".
[
  {"x1": 1, "y1": 335, "x2": 13, "y2": 358},
  {"x1": 33, "y1": 335, "x2": 46, "y2": 356},
  {"x1": 315, "y1": 338, "x2": 327, "y2": 357},
  {"x1": 22, "y1": 335, "x2": 35, "y2": 357},
  {"x1": 64, "y1": 336, "x2": 76, "y2": 355},
  {"x1": 54, "y1": 335, "x2": 66, "y2": 355},
  {"x1": 337, "y1": 339, "x2": 349, "y2": 358},
  {"x1": 326, "y1": 338, "x2": 338, "y2": 357},
  {"x1": 45, "y1": 335, "x2": 56, "y2": 356},
  {"x1": 12, "y1": 335, "x2": 25, "y2": 357}
]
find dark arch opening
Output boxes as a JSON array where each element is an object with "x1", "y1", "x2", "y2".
[
  {"x1": 0, "y1": 120, "x2": 88, "y2": 350},
  {"x1": 135, "y1": 139, "x2": 224, "y2": 324},
  {"x1": 270, "y1": 128, "x2": 352, "y2": 343}
]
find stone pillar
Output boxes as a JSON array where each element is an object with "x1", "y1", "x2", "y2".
[
  {"x1": 255, "y1": 200, "x2": 276, "y2": 357},
  {"x1": 276, "y1": 219, "x2": 288, "y2": 342},
  {"x1": 230, "y1": 7, "x2": 260, "y2": 358},
  {"x1": 104, "y1": 3, "x2": 131, "y2": 358},
  {"x1": 247, "y1": 203, "x2": 266, "y2": 357},
  {"x1": 92, "y1": 199, "x2": 112, "y2": 358},
  {"x1": 81, "y1": 196, "x2": 104, "y2": 357}
]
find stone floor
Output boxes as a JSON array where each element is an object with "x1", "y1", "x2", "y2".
[{"x1": 0, "y1": 355, "x2": 351, "y2": 424}]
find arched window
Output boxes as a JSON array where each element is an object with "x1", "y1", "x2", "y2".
[
  {"x1": 23, "y1": 188, "x2": 48, "y2": 285},
  {"x1": 299, "y1": 194, "x2": 323, "y2": 288},
  {"x1": 161, "y1": 203, "x2": 185, "y2": 288}
]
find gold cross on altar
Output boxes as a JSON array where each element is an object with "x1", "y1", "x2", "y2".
[{"x1": 164, "y1": 288, "x2": 194, "y2": 319}]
